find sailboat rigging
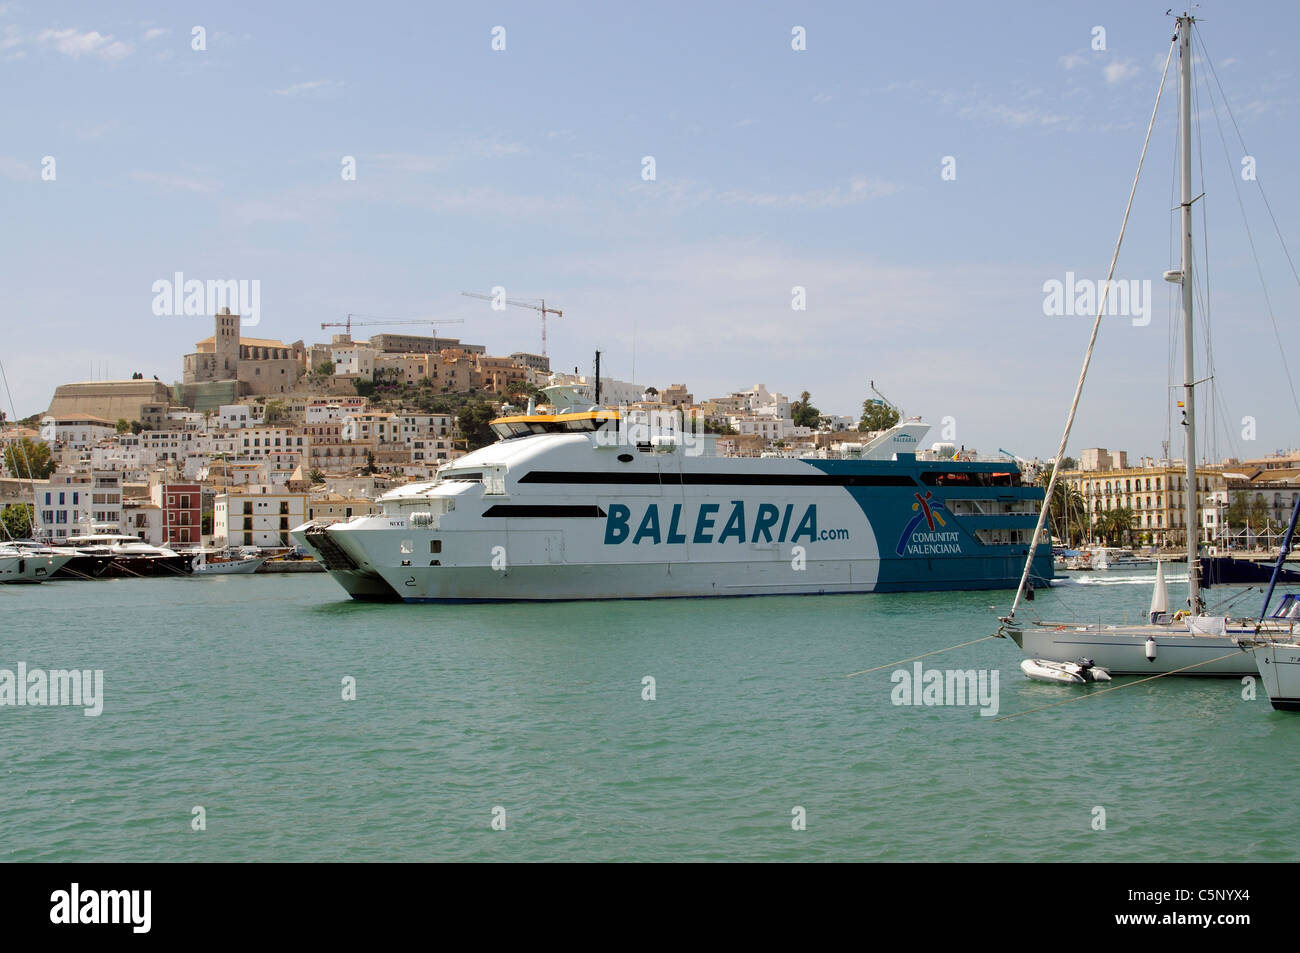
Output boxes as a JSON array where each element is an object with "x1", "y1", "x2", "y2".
[{"x1": 997, "y1": 14, "x2": 1298, "y2": 676}]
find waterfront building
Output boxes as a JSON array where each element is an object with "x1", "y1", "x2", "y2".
[
  {"x1": 1064, "y1": 464, "x2": 1224, "y2": 547},
  {"x1": 149, "y1": 482, "x2": 202, "y2": 547},
  {"x1": 213, "y1": 485, "x2": 308, "y2": 549},
  {"x1": 122, "y1": 500, "x2": 163, "y2": 545},
  {"x1": 307, "y1": 493, "x2": 380, "y2": 522},
  {"x1": 34, "y1": 469, "x2": 123, "y2": 539}
]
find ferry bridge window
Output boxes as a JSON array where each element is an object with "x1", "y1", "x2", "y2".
[{"x1": 919, "y1": 471, "x2": 1016, "y2": 487}]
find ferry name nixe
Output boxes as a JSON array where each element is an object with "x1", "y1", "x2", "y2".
[{"x1": 292, "y1": 386, "x2": 1053, "y2": 602}]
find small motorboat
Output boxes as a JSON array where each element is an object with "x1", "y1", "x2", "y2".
[
  {"x1": 1020, "y1": 657, "x2": 1112, "y2": 685},
  {"x1": 190, "y1": 548, "x2": 267, "y2": 575}
]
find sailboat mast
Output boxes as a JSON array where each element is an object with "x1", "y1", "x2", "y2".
[{"x1": 1177, "y1": 15, "x2": 1201, "y2": 610}]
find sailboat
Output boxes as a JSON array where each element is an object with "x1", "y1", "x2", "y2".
[
  {"x1": 1239, "y1": 502, "x2": 1300, "y2": 709},
  {"x1": 998, "y1": 13, "x2": 1291, "y2": 677}
]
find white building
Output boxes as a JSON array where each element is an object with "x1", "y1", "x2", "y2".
[
  {"x1": 305, "y1": 398, "x2": 368, "y2": 424},
  {"x1": 341, "y1": 412, "x2": 397, "y2": 444},
  {"x1": 235, "y1": 428, "x2": 308, "y2": 460},
  {"x1": 39, "y1": 416, "x2": 116, "y2": 448},
  {"x1": 136, "y1": 430, "x2": 194, "y2": 463},
  {"x1": 330, "y1": 345, "x2": 377, "y2": 381},
  {"x1": 729, "y1": 416, "x2": 793, "y2": 441},
  {"x1": 214, "y1": 485, "x2": 308, "y2": 549},
  {"x1": 396, "y1": 414, "x2": 453, "y2": 446},
  {"x1": 35, "y1": 470, "x2": 122, "y2": 539},
  {"x1": 121, "y1": 500, "x2": 163, "y2": 545},
  {"x1": 546, "y1": 373, "x2": 647, "y2": 408},
  {"x1": 218, "y1": 404, "x2": 264, "y2": 429}
]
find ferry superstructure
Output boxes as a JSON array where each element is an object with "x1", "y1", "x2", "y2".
[{"x1": 293, "y1": 390, "x2": 1052, "y2": 603}]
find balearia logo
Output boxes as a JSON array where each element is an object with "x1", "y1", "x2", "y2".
[
  {"x1": 0, "y1": 662, "x2": 103, "y2": 716},
  {"x1": 895, "y1": 491, "x2": 960, "y2": 556},
  {"x1": 50, "y1": 884, "x2": 151, "y2": 934},
  {"x1": 593, "y1": 406, "x2": 707, "y2": 457},
  {"x1": 604, "y1": 501, "x2": 849, "y2": 545},
  {"x1": 891, "y1": 662, "x2": 1000, "y2": 717},
  {"x1": 151, "y1": 271, "x2": 261, "y2": 326},
  {"x1": 1042, "y1": 271, "x2": 1152, "y2": 327}
]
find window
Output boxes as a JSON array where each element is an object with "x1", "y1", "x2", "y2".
[{"x1": 430, "y1": 540, "x2": 442, "y2": 554}]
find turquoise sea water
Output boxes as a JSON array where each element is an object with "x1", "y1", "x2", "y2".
[{"x1": 2, "y1": 570, "x2": 1297, "y2": 862}]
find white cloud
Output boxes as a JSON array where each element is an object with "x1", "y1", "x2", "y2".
[
  {"x1": 274, "y1": 79, "x2": 342, "y2": 96},
  {"x1": 1059, "y1": 51, "x2": 1089, "y2": 70},
  {"x1": 1103, "y1": 60, "x2": 1141, "y2": 85},
  {"x1": 142, "y1": 27, "x2": 169, "y2": 42},
  {"x1": 0, "y1": 155, "x2": 34, "y2": 181},
  {"x1": 718, "y1": 175, "x2": 899, "y2": 209},
  {"x1": 959, "y1": 99, "x2": 1070, "y2": 129},
  {"x1": 36, "y1": 28, "x2": 133, "y2": 60},
  {"x1": 367, "y1": 152, "x2": 449, "y2": 175},
  {"x1": 464, "y1": 137, "x2": 527, "y2": 157}
]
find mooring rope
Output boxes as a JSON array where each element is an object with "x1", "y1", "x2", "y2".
[{"x1": 846, "y1": 635, "x2": 999, "y2": 678}]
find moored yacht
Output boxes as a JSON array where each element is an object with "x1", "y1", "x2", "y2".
[
  {"x1": 0, "y1": 546, "x2": 72, "y2": 583},
  {"x1": 65, "y1": 534, "x2": 194, "y2": 578}
]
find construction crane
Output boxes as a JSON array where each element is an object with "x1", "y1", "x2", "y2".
[
  {"x1": 461, "y1": 291, "x2": 562, "y2": 357},
  {"x1": 320, "y1": 314, "x2": 466, "y2": 340}
]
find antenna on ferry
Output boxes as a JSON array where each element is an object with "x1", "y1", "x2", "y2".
[
  {"x1": 594, "y1": 350, "x2": 602, "y2": 406},
  {"x1": 869, "y1": 380, "x2": 902, "y2": 417}
]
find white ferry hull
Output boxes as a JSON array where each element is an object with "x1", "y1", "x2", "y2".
[{"x1": 295, "y1": 429, "x2": 1053, "y2": 603}]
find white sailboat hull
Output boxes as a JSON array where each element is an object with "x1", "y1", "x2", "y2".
[
  {"x1": 1010, "y1": 623, "x2": 1262, "y2": 676},
  {"x1": 1254, "y1": 642, "x2": 1300, "y2": 711},
  {"x1": 192, "y1": 556, "x2": 266, "y2": 575}
]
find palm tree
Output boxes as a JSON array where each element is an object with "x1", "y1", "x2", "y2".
[
  {"x1": 1093, "y1": 506, "x2": 1135, "y2": 546},
  {"x1": 1039, "y1": 473, "x2": 1085, "y2": 546}
]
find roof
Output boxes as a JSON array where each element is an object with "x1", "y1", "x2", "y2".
[
  {"x1": 43, "y1": 415, "x2": 116, "y2": 425},
  {"x1": 196, "y1": 336, "x2": 291, "y2": 349},
  {"x1": 1247, "y1": 468, "x2": 1300, "y2": 484}
]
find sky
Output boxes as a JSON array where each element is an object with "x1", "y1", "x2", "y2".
[{"x1": 2, "y1": 0, "x2": 1299, "y2": 462}]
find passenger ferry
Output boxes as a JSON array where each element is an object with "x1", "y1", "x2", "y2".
[{"x1": 292, "y1": 387, "x2": 1053, "y2": 602}]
